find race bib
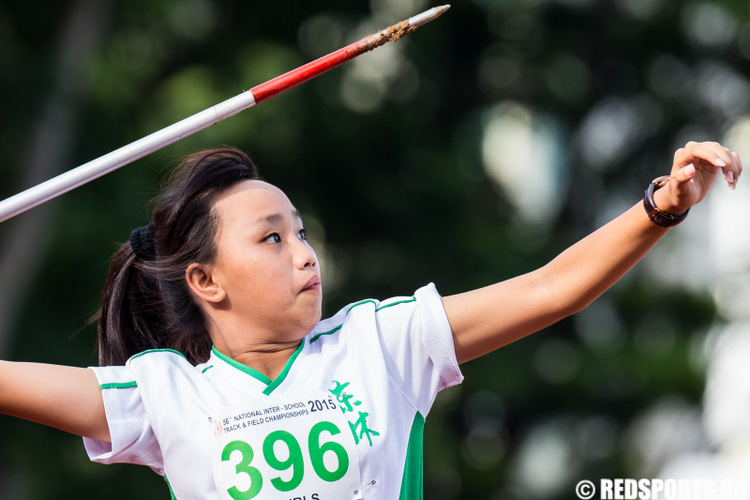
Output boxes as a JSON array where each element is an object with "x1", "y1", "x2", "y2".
[{"x1": 211, "y1": 391, "x2": 362, "y2": 500}]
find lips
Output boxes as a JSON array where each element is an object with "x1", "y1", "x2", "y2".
[{"x1": 302, "y1": 275, "x2": 321, "y2": 292}]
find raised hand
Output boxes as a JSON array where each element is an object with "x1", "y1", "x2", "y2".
[{"x1": 656, "y1": 141, "x2": 742, "y2": 215}]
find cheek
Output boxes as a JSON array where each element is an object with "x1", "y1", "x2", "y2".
[
  {"x1": 230, "y1": 259, "x2": 286, "y2": 296},
  {"x1": 216, "y1": 253, "x2": 262, "y2": 294},
  {"x1": 215, "y1": 242, "x2": 293, "y2": 297}
]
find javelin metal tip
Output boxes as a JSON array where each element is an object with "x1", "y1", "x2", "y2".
[{"x1": 408, "y1": 4, "x2": 451, "y2": 28}]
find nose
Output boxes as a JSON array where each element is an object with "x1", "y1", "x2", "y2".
[{"x1": 293, "y1": 237, "x2": 318, "y2": 270}]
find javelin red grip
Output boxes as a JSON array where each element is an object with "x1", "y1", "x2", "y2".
[{"x1": 251, "y1": 40, "x2": 370, "y2": 104}]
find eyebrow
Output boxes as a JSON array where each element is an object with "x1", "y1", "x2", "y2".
[{"x1": 256, "y1": 209, "x2": 302, "y2": 225}]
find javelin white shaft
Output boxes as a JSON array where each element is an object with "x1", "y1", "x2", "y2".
[{"x1": 0, "y1": 90, "x2": 257, "y2": 222}]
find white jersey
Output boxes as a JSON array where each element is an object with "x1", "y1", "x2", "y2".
[{"x1": 84, "y1": 283, "x2": 463, "y2": 499}]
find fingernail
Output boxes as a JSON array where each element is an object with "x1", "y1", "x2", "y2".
[
  {"x1": 726, "y1": 171, "x2": 738, "y2": 190},
  {"x1": 716, "y1": 157, "x2": 727, "y2": 167}
]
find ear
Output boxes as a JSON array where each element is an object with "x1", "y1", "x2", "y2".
[{"x1": 185, "y1": 263, "x2": 226, "y2": 303}]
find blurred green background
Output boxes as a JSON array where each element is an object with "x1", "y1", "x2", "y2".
[{"x1": 1, "y1": 0, "x2": 749, "y2": 498}]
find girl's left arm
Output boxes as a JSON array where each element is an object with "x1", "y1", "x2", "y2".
[{"x1": 444, "y1": 141, "x2": 742, "y2": 364}]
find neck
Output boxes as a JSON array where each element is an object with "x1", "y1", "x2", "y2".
[
  {"x1": 219, "y1": 341, "x2": 301, "y2": 381},
  {"x1": 204, "y1": 307, "x2": 309, "y2": 381}
]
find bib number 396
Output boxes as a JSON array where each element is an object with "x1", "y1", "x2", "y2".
[
  {"x1": 222, "y1": 421, "x2": 348, "y2": 499},
  {"x1": 212, "y1": 394, "x2": 361, "y2": 500}
]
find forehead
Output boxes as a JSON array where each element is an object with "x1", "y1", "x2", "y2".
[{"x1": 212, "y1": 180, "x2": 298, "y2": 225}]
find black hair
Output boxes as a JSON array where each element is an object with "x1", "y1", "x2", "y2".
[{"x1": 96, "y1": 148, "x2": 261, "y2": 366}]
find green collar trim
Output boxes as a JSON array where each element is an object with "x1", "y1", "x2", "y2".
[{"x1": 211, "y1": 340, "x2": 305, "y2": 395}]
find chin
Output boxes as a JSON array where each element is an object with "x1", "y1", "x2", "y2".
[
  {"x1": 307, "y1": 313, "x2": 322, "y2": 331},
  {"x1": 289, "y1": 309, "x2": 321, "y2": 336},
  {"x1": 305, "y1": 311, "x2": 323, "y2": 333}
]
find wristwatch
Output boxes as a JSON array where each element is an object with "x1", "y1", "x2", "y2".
[{"x1": 643, "y1": 175, "x2": 690, "y2": 227}]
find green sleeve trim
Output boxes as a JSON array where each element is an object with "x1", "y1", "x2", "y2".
[
  {"x1": 310, "y1": 296, "x2": 417, "y2": 344},
  {"x1": 100, "y1": 381, "x2": 138, "y2": 390},
  {"x1": 399, "y1": 412, "x2": 426, "y2": 500},
  {"x1": 376, "y1": 297, "x2": 417, "y2": 311},
  {"x1": 346, "y1": 299, "x2": 379, "y2": 313},
  {"x1": 309, "y1": 325, "x2": 343, "y2": 344},
  {"x1": 211, "y1": 340, "x2": 305, "y2": 395},
  {"x1": 128, "y1": 348, "x2": 187, "y2": 363}
]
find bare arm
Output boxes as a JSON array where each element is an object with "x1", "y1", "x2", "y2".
[
  {"x1": 445, "y1": 141, "x2": 742, "y2": 364},
  {"x1": 0, "y1": 361, "x2": 110, "y2": 442}
]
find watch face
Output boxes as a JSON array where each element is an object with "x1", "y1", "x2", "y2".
[{"x1": 652, "y1": 212, "x2": 675, "y2": 227}]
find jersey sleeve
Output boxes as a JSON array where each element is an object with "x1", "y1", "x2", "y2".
[
  {"x1": 82, "y1": 365, "x2": 164, "y2": 474},
  {"x1": 373, "y1": 283, "x2": 463, "y2": 415}
]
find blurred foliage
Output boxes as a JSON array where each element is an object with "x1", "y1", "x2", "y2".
[{"x1": 0, "y1": 0, "x2": 746, "y2": 498}]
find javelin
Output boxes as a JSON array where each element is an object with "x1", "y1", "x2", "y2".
[{"x1": 0, "y1": 5, "x2": 450, "y2": 223}]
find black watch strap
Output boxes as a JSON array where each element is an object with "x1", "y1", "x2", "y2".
[{"x1": 643, "y1": 176, "x2": 690, "y2": 227}]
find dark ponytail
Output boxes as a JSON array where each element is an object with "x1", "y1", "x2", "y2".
[{"x1": 96, "y1": 148, "x2": 261, "y2": 366}]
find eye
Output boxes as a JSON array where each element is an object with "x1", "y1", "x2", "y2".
[
  {"x1": 264, "y1": 233, "x2": 281, "y2": 243},
  {"x1": 298, "y1": 228, "x2": 308, "y2": 241}
]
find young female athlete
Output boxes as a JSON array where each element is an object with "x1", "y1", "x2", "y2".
[{"x1": 0, "y1": 140, "x2": 742, "y2": 499}]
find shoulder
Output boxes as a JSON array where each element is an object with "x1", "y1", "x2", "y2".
[
  {"x1": 96, "y1": 349, "x2": 203, "y2": 382},
  {"x1": 307, "y1": 283, "x2": 445, "y2": 344},
  {"x1": 126, "y1": 348, "x2": 197, "y2": 369},
  {"x1": 90, "y1": 349, "x2": 203, "y2": 389}
]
